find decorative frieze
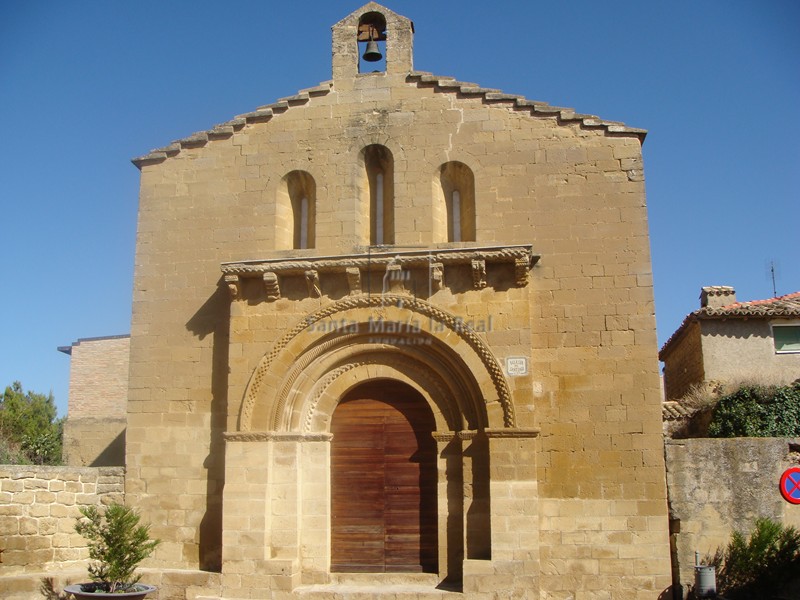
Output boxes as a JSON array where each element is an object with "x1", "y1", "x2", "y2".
[{"x1": 221, "y1": 245, "x2": 538, "y2": 302}]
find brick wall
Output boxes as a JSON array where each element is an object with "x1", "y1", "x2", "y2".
[
  {"x1": 66, "y1": 336, "x2": 130, "y2": 419},
  {"x1": 62, "y1": 336, "x2": 129, "y2": 466}
]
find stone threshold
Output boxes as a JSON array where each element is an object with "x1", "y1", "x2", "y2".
[{"x1": 295, "y1": 573, "x2": 462, "y2": 596}]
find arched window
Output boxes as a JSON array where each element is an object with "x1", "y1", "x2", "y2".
[
  {"x1": 439, "y1": 162, "x2": 476, "y2": 242},
  {"x1": 277, "y1": 171, "x2": 316, "y2": 249},
  {"x1": 363, "y1": 145, "x2": 394, "y2": 245}
]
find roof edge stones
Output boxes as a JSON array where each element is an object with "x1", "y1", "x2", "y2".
[
  {"x1": 131, "y1": 81, "x2": 335, "y2": 168},
  {"x1": 132, "y1": 70, "x2": 646, "y2": 169},
  {"x1": 408, "y1": 71, "x2": 646, "y2": 139}
]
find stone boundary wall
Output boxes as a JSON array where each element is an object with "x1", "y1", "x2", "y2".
[
  {"x1": 665, "y1": 438, "x2": 800, "y2": 595},
  {"x1": 0, "y1": 465, "x2": 124, "y2": 577}
]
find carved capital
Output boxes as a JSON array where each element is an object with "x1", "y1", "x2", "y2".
[
  {"x1": 484, "y1": 427, "x2": 541, "y2": 439},
  {"x1": 263, "y1": 272, "x2": 280, "y2": 301}
]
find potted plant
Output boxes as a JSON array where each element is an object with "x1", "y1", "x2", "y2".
[{"x1": 64, "y1": 502, "x2": 160, "y2": 599}]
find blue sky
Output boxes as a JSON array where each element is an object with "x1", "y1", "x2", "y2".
[{"x1": 1, "y1": 1, "x2": 798, "y2": 417}]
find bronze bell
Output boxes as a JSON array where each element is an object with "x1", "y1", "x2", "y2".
[{"x1": 362, "y1": 39, "x2": 382, "y2": 62}]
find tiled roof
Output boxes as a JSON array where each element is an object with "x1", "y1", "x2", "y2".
[
  {"x1": 662, "y1": 401, "x2": 695, "y2": 421},
  {"x1": 700, "y1": 291, "x2": 800, "y2": 318},
  {"x1": 659, "y1": 291, "x2": 800, "y2": 358},
  {"x1": 132, "y1": 72, "x2": 646, "y2": 168}
]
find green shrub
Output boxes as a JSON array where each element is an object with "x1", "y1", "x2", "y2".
[
  {"x1": 707, "y1": 383, "x2": 800, "y2": 438},
  {"x1": 708, "y1": 517, "x2": 800, "y2": 599},
  {"x1": 75, "y1": 503, "x2": 160, "y2": 593}
]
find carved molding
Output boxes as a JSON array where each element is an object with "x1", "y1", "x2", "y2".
[
  {"x1": 484, "y1": 427, "x2": 541, "y2": 439},
  {"x1": 224, "y1": 431, "x2": 332, "y2": 442},
  {"x1": 222, "y1": 245, "x2": 537, "y2": 277},
  {"x1": 223, "y1": 245, "x2": 537, "y2": 302},
  {"x1": 240, "y1": 294, "x2": 517, "y2": 430},
  {"x1": 298, "y1": 354, "x2": 457, "y2": 433}
]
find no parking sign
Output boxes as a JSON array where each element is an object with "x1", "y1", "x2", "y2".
[{"x1": 780, "y1": 467, "x2": 800, "y2": 504}]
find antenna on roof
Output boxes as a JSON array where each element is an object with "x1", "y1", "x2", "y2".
[{"x1": 768, "y1": 260, "x2": 779, "y2": 297}]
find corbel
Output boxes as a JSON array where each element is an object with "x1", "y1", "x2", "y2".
[
  {"x1": 429, "y1": 262, "x2": 444, "y2": 292},
  {"x1": 471, "y1": 258, "x2": 487, "y2": 290},
  {"x1": 515, "y1": 256, "x2": 530, "y2": 287},
  {"x1": 263, "y1": 272, "x2": 281, "y2": 301},
  {"x1": 385, "y1": 263, "x2": 407, "y2": 294},
  {"x1": 346, "y1": 267, "x2": 361, "y2": 295},
  {"x1": 305, "y1": 269, "x2": 321, "y2": 298},
  {"x1": 224, "y1": 274, "x2": 240, "y2": 300}
]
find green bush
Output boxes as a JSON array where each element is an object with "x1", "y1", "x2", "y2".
[
  {"x1": 708, "y1": 517, "x2": 800, "y2": 599},
  {"x1": 707, "y1": 383, "x2": 800, "y2": 438},
  {"x1": 75, "y1": 503, "x2": 161, "y2": 593}
]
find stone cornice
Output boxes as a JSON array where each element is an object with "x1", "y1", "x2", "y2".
[
  {"x1": 221, "y1": 245, "x2": 535, "y2": 275},
  {"x1": 406, "y1": 72, "x2": 647, "y2": 141},
  {"x1": 220, "y1": 245, "x2": 538, "y2": 300}
]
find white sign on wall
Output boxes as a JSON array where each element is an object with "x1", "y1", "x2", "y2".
[{"x1": 505, "y1": 356, "x2": 528, "y2": 376}]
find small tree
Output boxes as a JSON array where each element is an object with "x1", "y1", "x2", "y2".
[
  {"x1": 75, "y1": 503, "x2": 160, "y2": 593},
  {"x1": 0, "y1": 381, "x2": 63, "y2": 464}
]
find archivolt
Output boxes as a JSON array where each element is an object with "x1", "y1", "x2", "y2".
[{"x1": 238, "y1": 294, "x2": 516, "y2": 431}]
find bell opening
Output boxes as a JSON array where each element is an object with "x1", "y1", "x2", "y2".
[{"x1": 358, "y1": 12, "x2": 387, "y2": 73}]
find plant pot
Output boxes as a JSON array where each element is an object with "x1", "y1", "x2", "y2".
[{"x1": 64, "y1": 583, "x2": 157, "y2": 599}]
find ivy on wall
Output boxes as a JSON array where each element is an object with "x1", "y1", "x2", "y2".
[{"x1": 708, "y1": 383, "x2": 800, "y2": 438}]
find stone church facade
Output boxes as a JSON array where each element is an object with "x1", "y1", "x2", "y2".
[{"x1": 126, "y1": 4, "x2": 671, "y2": 598}]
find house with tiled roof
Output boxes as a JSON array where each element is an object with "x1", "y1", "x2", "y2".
[{"x1": 659, "y1": 286, "x2": 800, "y2": 401}]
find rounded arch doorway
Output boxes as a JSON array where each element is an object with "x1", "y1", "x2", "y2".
[{"x1": 330, "y1": 379, "x2": 438, "y2": 573}]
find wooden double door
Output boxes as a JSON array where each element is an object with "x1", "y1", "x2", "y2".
[{"x1": 331, "y1": 381, "x2": 438, "y2": 573}]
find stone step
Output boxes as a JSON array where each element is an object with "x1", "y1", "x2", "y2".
[{"x1": 295, "y1": 574, "x2": 462, "y2": 599}]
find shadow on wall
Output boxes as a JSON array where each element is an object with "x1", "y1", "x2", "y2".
[
  {"x1": 90, "y1": 430, "x2": 126, "y2": 467},
  {"x1": 186, "y1": 282, "x2": 230, "y2": 572}
]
